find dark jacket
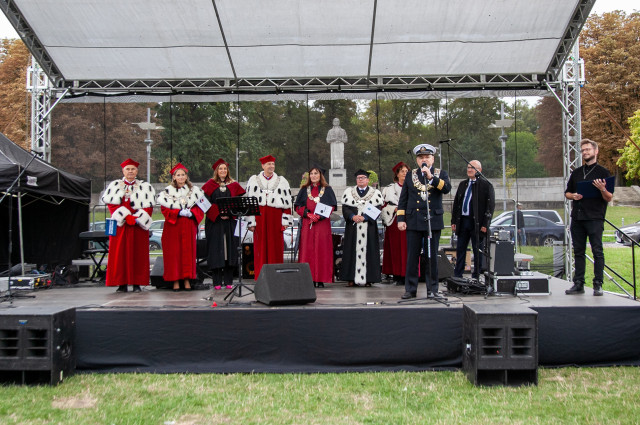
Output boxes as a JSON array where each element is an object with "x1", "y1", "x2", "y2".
[
  {"x1": 398, "y1": 167, "x2": 451, "y2": 231},
  {"x1": 451, "y1": 177, "x2": 495, "y2": 234}
]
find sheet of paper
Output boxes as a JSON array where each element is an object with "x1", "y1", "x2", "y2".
[
  {"x1": 363, "y1": 203, "x2": 381, "y2": 220},
  {"x1": 314, "y1": 202, "x2": 332, "y2": 218},
  {"x1": 196, "y1": 195, "x2": 211, "y2": 213}
]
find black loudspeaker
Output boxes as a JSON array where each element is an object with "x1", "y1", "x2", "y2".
[
  {"x1": 254, "y1": 263, "x2": 316, "y2": 306},
  {"x1": 242, "y1": 243, "x2": 255, "y2": 279},
  {"x1": 0, "y1": 307, "x2": 75, "y2": 385},
  {"x1": 462, "y1": 304, "x2": 538, "y2": 387},
  {"x1": 489, "y1": 239, "x2": 515, "y2": 275},
  {"x1": 437, "y1": 250, "x2": 454, "y2": 281},
  {"x1": 150, "y1": 256, "x2": 172, "y2": 289}
]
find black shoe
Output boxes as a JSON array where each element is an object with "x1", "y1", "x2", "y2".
[
  {"x1": 401, "y1": 292, "x2": 416, "y2": 299},
  {"x1": 115, "y1": 285, "x2": 128, "y2": 293},
  {"x1": 317, "y1": 282, "x2": 324, "y2": 288},
  {"x1": 132, "y1": 285, "x2": 141, "y2": 292},
  {"x1": 565, "y1": 283, "x2": 585, "y2": 295},
  {"x1": 593, "y1": 281, "x2": 603, "y2": 296}
]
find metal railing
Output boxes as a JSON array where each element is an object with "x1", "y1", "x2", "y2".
[{"x1": 600, "y1": 219, "x2": 638, "y2": 300}]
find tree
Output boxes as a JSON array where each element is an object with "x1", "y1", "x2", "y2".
[
  {"x1": 0, "y1": 39, "x2": 30, "y2": 150},
  {"x1": 580, "y1": 11, "x2": 640, "y2": 174},
  {"x1": 51, "y1": 103, "x2": 155, "y2": 189},
  {"x1": 506, "y1": 131, "x2": 547, "y2": 178},
  {"x1": 616, "y1": 109, "x2": 640, "y2": 183},
  {"x1": 535, "y1": 96, "x2": 563, "y2": 176}
]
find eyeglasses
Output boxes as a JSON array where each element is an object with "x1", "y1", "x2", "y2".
[{"x1": 356, "y1": 176, "x2": 369, "y2": 180}]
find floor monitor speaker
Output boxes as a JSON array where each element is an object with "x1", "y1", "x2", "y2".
[{"x1": 254, "y1": 263, "x2": 316, "y2": 306}]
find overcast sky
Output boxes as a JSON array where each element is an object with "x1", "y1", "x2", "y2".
[{"x1": 0, "y1": 1, "x2": 637, "y2": 39}]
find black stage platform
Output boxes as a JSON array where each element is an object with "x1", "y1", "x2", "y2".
[{"x1": 1, "y1": 276, "x2": 639, "y2": 374}]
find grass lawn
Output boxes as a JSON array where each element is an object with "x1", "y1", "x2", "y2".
[{"x1": 1, "y1": 368, "x2": 639, "y2": 424}]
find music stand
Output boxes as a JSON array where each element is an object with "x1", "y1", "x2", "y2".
[{"x1": 216, "y1": 196, "x2": 260, "y2": 303}]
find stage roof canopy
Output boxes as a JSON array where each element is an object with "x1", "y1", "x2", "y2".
[{"x1": 1, "y1": 0, "x2": 594, "y2": 98}]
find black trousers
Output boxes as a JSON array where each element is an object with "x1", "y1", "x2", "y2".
[
  {"x1": 570, "y1": 219, "x2": 605, "y2": 283},
  {"x1": 212, "y1": 266, "x2": 234, "y2": 286},
  {"x1": 405, "y1": 229, "x2": 441, "y2": 295},
  {"x1": 454, "y1": 216, "x2": 485, "y2": 278}
]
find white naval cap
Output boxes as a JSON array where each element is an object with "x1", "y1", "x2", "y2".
[{"x1": 413, "y1": 144, "x2": 436, "y2": 156}]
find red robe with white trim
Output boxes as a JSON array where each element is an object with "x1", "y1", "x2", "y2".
[
  {"x1": 381, "y1": 182, "x2": 408, "y2": 277},
  {"x1": 157, "y1": 184, "x2": 205, "y2": 281},
  {"x1": 102, "y1": 179, "x2": 156, "y2": 287},
  {"x1": 245, "y1": 172, "x2": 293, "y2": 279}
]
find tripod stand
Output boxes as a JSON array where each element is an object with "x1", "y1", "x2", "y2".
[{"x1": 215, "y1": 196, "x2": 260, "y2": 303}]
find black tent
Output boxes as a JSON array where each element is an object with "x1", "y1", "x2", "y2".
[{"x1": 0, "y1": 133, "x2": 91, "y2": 269}]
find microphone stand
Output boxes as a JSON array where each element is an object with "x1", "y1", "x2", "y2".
[{"x1": 439, "y1": 140, "x2": 492, "y2": 294}]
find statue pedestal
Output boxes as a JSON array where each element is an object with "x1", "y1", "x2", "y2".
[{"x1": 329, "y1": 168, "x2": 347, "y2": 189}]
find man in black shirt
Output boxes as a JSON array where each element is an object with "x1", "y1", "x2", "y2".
[{"x1": 564, "y1": 139, "x2": 613, "y2": 296}]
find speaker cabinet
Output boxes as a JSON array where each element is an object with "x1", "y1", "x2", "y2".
[
  {"x1": 254, "y1": 263, "x2": 316, "y2": 306},
  {"x1": 463, "y1": 304, "x2": 538, "y2": 386},
  {"x1": 437, "y1": 250, "x2": 454, "y2": 281},
  {"x1": 0, "y1": 306, "x2": 75, "y2": 385},
  {"x1": 489, "y1": 239, "x2": 515, "y2": 275}
]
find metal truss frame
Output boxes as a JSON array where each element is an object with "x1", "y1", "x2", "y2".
[
  {"x1": 26, "y1": 58, "x2": 52, "y2": 162},
  {"x1": 559, "y1": 41, "x2": 585, "y2": 283},
  {"x1": 56, "y1": 73, "x2": 546, "y2": 97}
]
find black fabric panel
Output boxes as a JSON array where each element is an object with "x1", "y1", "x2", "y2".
[
  {"x1": 0, "y1": 197, "x2": 88, "y2": 267},
  {"x1": 76, "y1": 308, "x2": 462, "y2": 373},
  {"x1": 534, "y1": 306, "x2": 640, "y2": 366}
]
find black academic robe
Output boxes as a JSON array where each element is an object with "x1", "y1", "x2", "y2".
[{"x1": 201, "y1": 180, "x2": 246, "y2": 270}]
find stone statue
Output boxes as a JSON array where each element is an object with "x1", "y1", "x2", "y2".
[{"x1": 326, "y1": 118, "x2": 347, "y2": 169}]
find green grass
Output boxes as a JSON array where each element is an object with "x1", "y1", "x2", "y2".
[{"x1": 1, "y1": 368, "x2": 639, "y2": 424}]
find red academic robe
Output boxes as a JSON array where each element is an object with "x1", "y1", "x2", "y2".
[
  {"x1": 160, "y1": 205, "x2": 205, "y2": 281},
  {"x1": 295, "y1": 187, "x2": 335, "y2": 283},
  {"x1": 253, "y1": 205, "x2": 287, "y2": 279},
  {"x1": 382, "y1": 215, "x2": 408, "y2": 277},
  {"x1": 106, "y1": 200, "x2": 153, "y2": 287}
]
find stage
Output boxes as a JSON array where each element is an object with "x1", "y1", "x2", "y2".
[{"x1": 1, "y1": 275, "x2": 639, "y2": 374}]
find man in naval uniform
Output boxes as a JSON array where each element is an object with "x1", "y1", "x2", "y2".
[
  {"x1": 246, "y1": 155, "x2": 293, "y2": 279},
  {"x1": 397, "y1": 144, "x2": 451, "y2": 299}
]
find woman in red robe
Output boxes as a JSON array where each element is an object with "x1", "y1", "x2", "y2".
[
  {"x1": 381, "y1": 162, "x2": 410, "y2": 285},
  {"x1": 202, "y1": 158, "x2": 246, "y2": 290},
  {"x1": 156, "y1": 163, "x2": 205, "y2": 291},
  {"x1": 294, "y1": 167, "x2": 337, "y2": 287}
]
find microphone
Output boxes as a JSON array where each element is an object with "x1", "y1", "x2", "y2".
[
  {"x1": 406, "y1": 150, "x2": 412, "y2": 155},
  {"x1": 421, "y1": 162, "x2": 429, "y2": 174},
  {"x1": 439, "y1": 138, "x2": 454, "y2": 144}
]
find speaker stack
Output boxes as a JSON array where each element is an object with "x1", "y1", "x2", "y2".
[
  {"x1": 462, "y1": 304, "x2": 538, "y2": 386},
  {"x1": 254, "y1": 263, "x2": 316, "y2": 306},
  {"x1": 0, "y1": 306, "x2": 76, "y2": 385}
]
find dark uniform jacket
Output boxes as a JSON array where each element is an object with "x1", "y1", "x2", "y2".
[
  {"x1": 451, "y1": 177, "x2": 495, "y2": 234},
  {"x1": 397, "y1": 166, "x2": 451, "y2": 230}
]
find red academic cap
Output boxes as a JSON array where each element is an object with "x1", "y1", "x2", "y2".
[
  {"x1": 120, "y1": 158, "x2": 139, "y2": 168},
  {"x1": 259, "y1": 155, "x2": 276, "y2": 164},
  {"x1": 392, "y1": 161, "x2": 408, "y2": 174},
  {"x1": 169, "y1": 163, "x2": 188, "y2": 175},
  {"x1": 212, "y1": 158, "x2": 229, "y2": 170}
]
